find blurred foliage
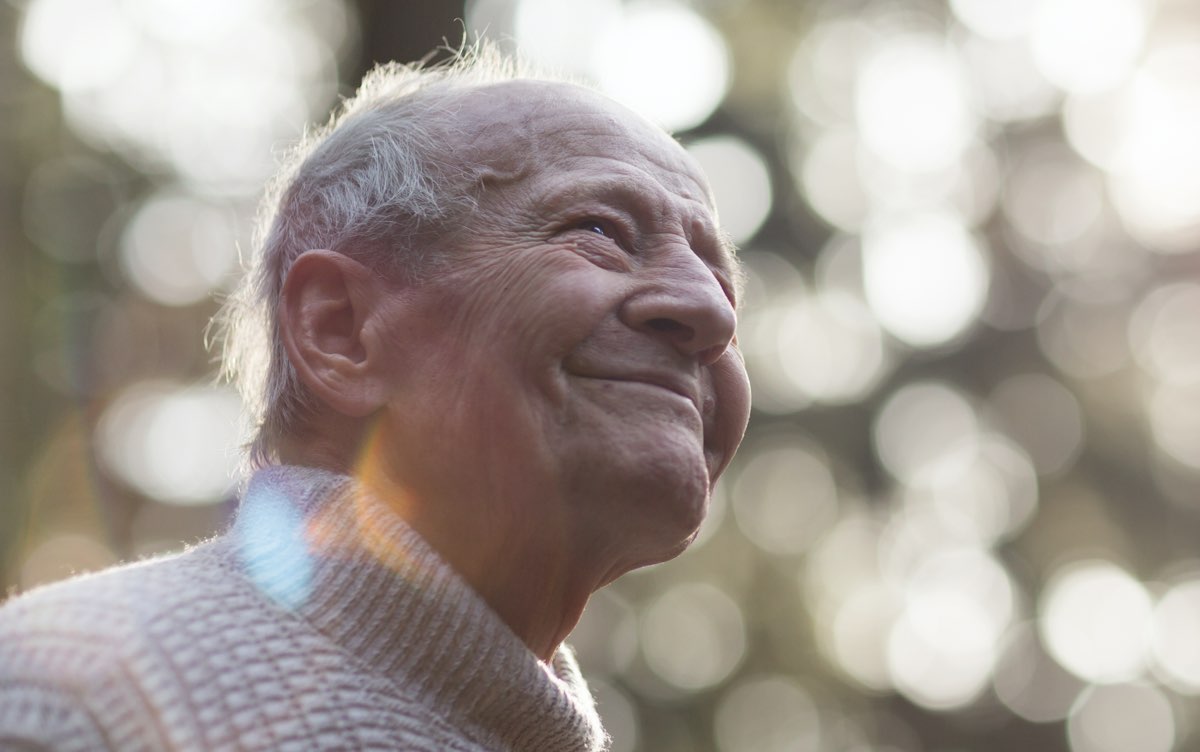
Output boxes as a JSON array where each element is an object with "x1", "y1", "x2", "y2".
[{"x1": 5, "y1": 1, "x2": 1200, "y2": 751}]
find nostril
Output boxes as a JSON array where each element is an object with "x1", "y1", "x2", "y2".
[
  {"x1": 697, "y1": 343, "x2": 728, "y2": 366},
  {"x1": 646, "y1": 317, "x2": 693, "y2": 339}
]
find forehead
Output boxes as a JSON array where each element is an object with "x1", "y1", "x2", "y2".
[
  {"x1": 445, "y1": 81, "x2": 715, "y2": 206},
  {"x1": 440, "y1": 81, "x2": 737, "y2": 270}
]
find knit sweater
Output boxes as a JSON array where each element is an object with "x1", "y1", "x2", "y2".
[{"x1": 0, "y1": 466, "x2": 609, "y2": 751}]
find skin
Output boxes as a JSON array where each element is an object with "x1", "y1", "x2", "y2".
[{"x1": 278, "y1": 81, "x2": 752, "y2": 661}]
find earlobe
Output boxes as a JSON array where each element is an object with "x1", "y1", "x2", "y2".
[{"x1": 279, "y1": 249, "x2": 387, "y2": 418}]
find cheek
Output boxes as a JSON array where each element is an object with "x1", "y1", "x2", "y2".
[
  {"x1": 449, "y1": 252, "x2": 623, "y2": 362},
  {"x1": 714, "y1": 353, "x2": 752, "y2": 451},
  {"x1": 407, "y1": 256, "x2": 623, "y2": 436}
]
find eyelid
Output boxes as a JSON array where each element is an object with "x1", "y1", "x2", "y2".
[
  {"x1": 568, "y1": 215, "x2": 632, "y2": 250},
  {"x1": 575, "y1": 217, "x2": 615, "y2": 237}
]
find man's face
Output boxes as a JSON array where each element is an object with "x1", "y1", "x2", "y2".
[{"x1": 366, "y1": 82, "x2": 751, "y2": 572}]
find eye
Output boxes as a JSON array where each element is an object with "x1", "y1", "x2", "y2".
[
  {"x1": 575, "y1": 218, "x2": 615, "y2": 238},
  {"x1": 565, "y1": 217, "x2": 633, "y2": 266}
]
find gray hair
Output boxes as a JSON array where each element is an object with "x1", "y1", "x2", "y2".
[{"x1": 216, "y1": 43, "x2": 557, "y2": 468}]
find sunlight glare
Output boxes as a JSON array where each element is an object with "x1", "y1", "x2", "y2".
[
  {"x1": 1030, "y1": 0, "x2": 1147, "y2": 94},
  {"x1": 96, "y1": 381, "x2": 242, "y2": 505},
  {"x1": 856, "y1": 36, "x2": 975, "y2": 172},
  {"x1": 862, "y1": 212, "x2": 990, "y2": 347},
  {"x1": 592, "y1": 1, "x2": 730, "y2": 131},
  {"x1": 1040, "y1": 560, "x2": 1153, "y2": 684}
]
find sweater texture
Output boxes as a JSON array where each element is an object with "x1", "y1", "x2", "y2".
[{"x1": 0, "y1": 465, "x2": 609, "y2": 751}]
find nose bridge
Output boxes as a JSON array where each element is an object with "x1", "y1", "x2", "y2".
[{"x1": 623, "y1": 240, "x2": 738, "y2": 363}]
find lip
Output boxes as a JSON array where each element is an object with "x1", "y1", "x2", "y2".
[{"x1": 578, "y1": 371, "x2": 702, "y2": 413}]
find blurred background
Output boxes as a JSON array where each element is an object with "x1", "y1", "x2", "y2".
[{"x1": 3, "y1": 0, "x2": 1200, "y2": 750}]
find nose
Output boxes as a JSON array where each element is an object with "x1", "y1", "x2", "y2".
[{"x1": 621, "y1": 252, "x2": 738, "y2": 365}]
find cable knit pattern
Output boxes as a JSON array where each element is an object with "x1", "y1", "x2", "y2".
[{"x1": 0, "y1": 466, "x2": 609, "y2": 751}]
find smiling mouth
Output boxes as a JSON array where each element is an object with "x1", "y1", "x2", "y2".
[{"x1": 580, "y1": 374, "x2": 702, "y2": 413}]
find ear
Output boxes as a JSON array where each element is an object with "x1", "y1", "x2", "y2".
[{"x1": 279, "y1": 249, "x2": 389, "y2": 418}]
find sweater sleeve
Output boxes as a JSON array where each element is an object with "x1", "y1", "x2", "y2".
[
  {"x1": 0, "y1": 680, "x2": 118, "y2": 752},
  {"x1": 0, "y1": 581, "x2": 172, "y2": 752}
]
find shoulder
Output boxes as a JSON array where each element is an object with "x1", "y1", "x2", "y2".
[
  {"x1": 0, "y1": 546, "x2": 224, "y2": 749},
  {"x1": 0, "y1": 544, "x2": 492, "y2": 751},
  {"x1": 0, "y1": 544, "x2": 222, "y2": 648},
  {"x1": 0, "y1": 541, "x2": 257, "y2": 692}
]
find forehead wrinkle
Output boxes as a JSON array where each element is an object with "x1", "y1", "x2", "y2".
[
  {"x1": 438, "y1": 80, "x2": 711, "y2": 201},
  {"x1": 439, "y1": 80, "x2": 742, "y2": 285},
  {"x1": 536, "y1": 169, "x2": 703, "y2": 220},
  {"x1": 429, "y1": 88, "x2": 549, "y2": 188},
  {"x1": 541, "y1": 125, "x2": 709, "y2": 197}
]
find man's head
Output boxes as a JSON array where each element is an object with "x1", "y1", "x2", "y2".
[
  {"x1": 220, "y1": 48, "x2": 535, "y2": 468},
  {"x1": 219, "y1": 48, "x2": 751, "y2": 577}
]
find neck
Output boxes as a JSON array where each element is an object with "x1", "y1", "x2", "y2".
[
  {"x1": 470, "y1": 547, "x2": 596, "y2": 662},
  {"x1": 356, "y1": 467, "x2": 603, "y2": 662}
]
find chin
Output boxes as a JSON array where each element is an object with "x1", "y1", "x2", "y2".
[
  {"x1": 657, "y1": 523, "x2": 704, "y2": 563},
  {"x1": 570, "y1": 437, "x2": 712, "y2": 561},
  {"x1": 616, "y1": 526, "x2": 703, "y2": 581},
  {"x1": 634, "y1": 479, "x2": 711, "y2": 565},
  {"x1": 647, "y1": 447, "x2": 711, "y2": 522}
]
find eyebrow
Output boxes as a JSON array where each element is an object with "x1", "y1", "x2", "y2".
[
  {"x1": 548, "y1": 175, "x2": 740, "y2": 260},
  {"x1": 530, "y1": 172, "x2": 746, "y2": 305}
]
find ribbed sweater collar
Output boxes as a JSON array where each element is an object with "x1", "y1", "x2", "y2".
[{"x1": 225, "y1": 464, "x2": 608, "y2": 752}]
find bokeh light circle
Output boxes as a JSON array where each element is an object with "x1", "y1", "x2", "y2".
[
  {"x1": 1035, "y1": 292, "x2": 1132, "y2": 379},
  {"x1": 19, "y1": 0, "x2": 139, "y2": 92},
  {"x1": 568, "y1": 588, "x2": 639, "y2": 678},
  {"x1": 737, "y1": 250, "x2": 814, "y2": 415},
  {"x1": 1039, "y1": 560, "x2": 1153, "y2": 684},
  {"x1": 1129, "y1": 283, "x2": 1200, "y2": 385},
  {"x1": 21, "y1": 0, "x2": 343, "y2": 192},
  {"x1": 874, "y1": 380, "x2": 980, "y2": 483},
  {"x1": 119, "y1": 191, "x2": 240, "y2": 306},
  {"x1": 591, "y1": 0, "x2": 730, "y2": 131},
  {"x1": 856, "y1": 36, "x2": 975, "y2": 173},
  {"x1": 713, "y1": 675, "x2": 821, "y2": 752},
  {"x1": 1071, "y1": 42, "x2": 1200, "y2": 252},
  {"x1": 1152, "y1": 578, "x2": 1200, "y2": 693},
  {"x1": 886, "y1": 547, "x2": 1014, "y2": 709},
  {"x1": 957, "y1": 33, "x2": 1061, "y2": 123},
  {"x1": 993, "y1": 622, "x2": 1084, "y2": 724},
  {"x1": 1067, "y1": 683, "x2": 1175, "y2": 752},
  {"x1": 640, "y1": 582, "x2": 746, "y2": 691},
  {"x1": 797, "y1": 129, "x2": 870, "y2": 232},
  {"x1": 917, "y1": 433, "x2": 1040, "y2": 543},
  {"x1": 513, "y1": 0, "x2": 623, "y2": 75},
  {"x1": 1148, "y1": 382, "x2": 1200, "y2": 470},
  {"x1": 776, "y1": 289, "x2": 888, "y2": 405},
  {"x1": 1030, "y1": 0, "x2": 1147, "y2": 95},
  {"x1": 686, "y1": 135, "x2": 773, "y2": 244},
  {"x1": 96, "y1": 381, "x2": 243, "y2": 504},
  {"x1": 949, "y1": 0, "x2": 1040, "y2": 40},
  {"x1": 1001, "y1": 147, "x2": 1104, "y2": 248},
  {"x1": 862, "y1": 212, "x2": 990, "y2": 347},
  {"x1": 821, "y1": 580, "x2": 899, "y2": 692},
  {"x1": 887, "y1": 592, "x2": 997, "y2": 709},
  {"x1": 588, "y1": 679, "x2": 640, "y2": 752},
  {"x1": 731, "y1": 435, "x2": 839, "y2": 556}
]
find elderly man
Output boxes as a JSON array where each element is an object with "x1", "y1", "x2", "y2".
[{"x1": 0, "y1": 49, "x2": 750, "y2": 750}]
